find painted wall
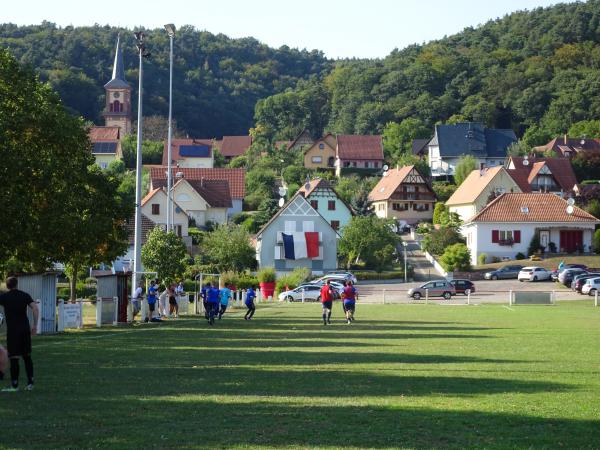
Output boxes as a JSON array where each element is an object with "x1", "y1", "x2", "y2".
[
  {"x1": 373, "y1": 200, "x2": 434, "y2": 224},
  {"x1": 305, "y1": 189, "x2": 353, "y2": 230},
  {"x1": 304, "y1": 135, "x2": 337, "y2": 169},
  {"x1": 141, "y1": 189, "x2": 189, "y2": 237},
  {"x1": 177, "y1": 157, "x2": 214, "y2": 169},
  {"x1": 94, "y1": 153, "x2": 118, "y2": 169}
]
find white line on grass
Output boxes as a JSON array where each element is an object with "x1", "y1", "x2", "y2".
[{"x1": 502, "y1": 305, "x2": 515, "y2": 311}]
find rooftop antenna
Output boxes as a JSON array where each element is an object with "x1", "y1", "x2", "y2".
[{"x1": 523, "y1": 154, "x2": 529, "y2": 166}]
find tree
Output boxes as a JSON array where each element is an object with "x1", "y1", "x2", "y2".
[
  {"x1": 569, "y1": 120, "x2": 600, "y2": 138},
  {"x1": 131, "y1": 115, "x2": 185, "y2": 142},
  {"x1": 121, "y1": 136, "x2": 164, "y2": 168},
  {"x1": 528, "y1": 233, "x2": 542, "y2": 256},
  {"x1": 431, "y1": 182, "x2": 457, "y2": 203},
  {"x1": 382, "y1": 118, "x2": 429, "y2": 162},
  {"x1": 594, "y1": 229, "x2": 600, "y2": 254},
  {"x1": 338, "y1": 216, "x2": 399, "y2": 270},
  {"x1": 141, "y1": 227, "x2": 189, "y2": 284},
  {"x1": 432, "y1": 202, "x2": 446, "y2": 225},
  {"x1": 586, "y1": 199, "x2": 600, "y2": 219},
  {"x1": 201, "y1": 224, "x2": 256, "y2": 272},
  {"x1": 421, "y1": 228, "x2": 465, "y2": 256},
  {"x1": 350, "y1": 189, "x2": 374, "y2": 216},
  {"x1": 453, "y1": 154, "x2": 477, "y2": 186},
  {"x1": 440, "y1": 243, "x2": 471, "y2": 271}
]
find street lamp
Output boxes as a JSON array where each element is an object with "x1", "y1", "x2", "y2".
[
  {"x1": 131, "y1": 31, "x2": 151, "y2": 307},
  {"x1": 164, "y1": 24, "x2": 175, "y2": 232},
  {"x1": 402, "y1": 241, "x2": 408, "y2": 283}
]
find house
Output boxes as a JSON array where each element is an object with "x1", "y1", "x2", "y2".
[
  {"x1": 255, "y1": 192, "x2": 339, "y2": 274},
  {"x1": 506, "y1": 156, "x2": 578, "y2": 194},
  {"x1": 446, "y1": 166, "x2": 522, "y2": 222},
  {"x1": 215, "y1": 135, "x2": 252, "y2": 162},
  {"x1": 150, "y1": 167, "x2": 245, "y2": 216},
  {"x1": 335, "y1": 135, "x2": 384, "y2": 176},
  {"x1": 412, "y1": 138, "x2": 431, "y2": 157},
  {"x1": 113, "y1": 213, "x2": 162, "y2": 272},
  {"x1": 369, "y1": 165, "x2": 437, "y2": 225},
  {"x1": 287, "y1": 129, "x2": 314, "y2": 152},
  {"x1": 303, "y1": 134, "x2": 337, "y2": 170},
  {"x1": 298, "y1": 178, "x2": 353, "y2": 231},
  {"x1": 427, "y1": 122, "x2": 516, "y2": 178},
  {"x1": 89, "y1": 126, "x2": 122, "y2": 169},
  {"x1": 151, "y1": 177, "x2": 231, "y2": 227},
  {"x1": 534, "y1": 135, "x2": 600, "y2": 158},
  {"x1": 103, "y1": 36, "x2": 132, "y2": 136},
  {"x1": 461, "y1": 193, "x2": 599, "y2": 265},
  {"x1": 163, "y1": 138, "x2": 214, "y2": 168},
  {"x1": 141, "y1": 187, "x2": 190, "y2": 239}
]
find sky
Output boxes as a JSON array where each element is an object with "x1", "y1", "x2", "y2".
[{"x1": 5, "y1": 0, "x2": 576, "y2": 59}]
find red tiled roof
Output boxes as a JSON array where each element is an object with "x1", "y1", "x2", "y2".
[
  {"x1": 467, "y1": 193, "x2": 598, "y2": 223},
  {"x1": 446, "y1": 166, "x2": 509, "y2": 205},
  {"x1": 219, "y1": 136, "x2": 252, "y2": 158},
  {"x1": 162, "y1": 138, "x2": 213, "y2": 166},
  {"x1": 126, "y1": 214, "x2": 157, "y2": 245},
  {"x1": 507, "y1": 157, "x2": 578, "y2": 193},
  {"x1": 89, "y1": 126, "x2": 120, "y2": 141},
  {"x1": 150, "y1": 167, "x2": 246, "y2": 199},
  {"x1": 337, "y1": 135, "x2": 384, "y2": 161},
  {"x1": 534, "y1": 136, "x2": 600, "y2": 156},
  {"x1": 369, "y1": 166, "x2": 429, "y2": 202},
  {"x1": 298, "y1": 178, "x2": 332, "y2": 197},
  {"x1": 141, "y1": 187, "x2": 162, "y2": 206}
]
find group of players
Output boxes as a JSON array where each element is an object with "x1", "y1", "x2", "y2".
[
  {"x1": 200, "y1": 282, "x2": 256, "y2": 324},
  {"x1": 319, "y1": 279, "x2": 358, "y2": 325}
]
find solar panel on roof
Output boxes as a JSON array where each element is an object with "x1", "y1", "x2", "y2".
[
  {"x1": 179, "y1": 145, "x2": 211, "y2": 157},
  {"x1": 92, "y1": 142, "x2": 117, "y2": 154}
]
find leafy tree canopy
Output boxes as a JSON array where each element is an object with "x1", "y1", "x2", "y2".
[{"x1": 141, "y1": 227, "x2": 189, "y2": 283}]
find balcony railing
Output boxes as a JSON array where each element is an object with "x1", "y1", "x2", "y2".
[
  {"x1": 392, "y1": 193, "x2": 436, "y2": 201},
  {"x1": 498, "y1": 239, "x2": 514, "y2": 246}
]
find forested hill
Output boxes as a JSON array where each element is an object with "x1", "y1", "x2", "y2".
[
  {"x1": 0, "y1": 22, "x2": 329, "y2": 138},
  {"x1": 255, "y1": 0, "x2": 600, "y2": 148}
]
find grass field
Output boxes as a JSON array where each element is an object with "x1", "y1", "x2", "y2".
[{"x1": 2, "y1": 302, "x2": 600, "y2": 449}]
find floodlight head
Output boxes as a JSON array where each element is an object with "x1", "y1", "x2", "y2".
[
  {"x1": 164, "y1": 24, "x2": 176, "y2": 37},
  {"x1": 134, "y1": 31, "x2": 144, "y2": 42}
]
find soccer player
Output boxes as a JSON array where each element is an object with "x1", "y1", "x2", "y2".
[
  {"x1": 168, "y1": 283, "x2": 178, "y2": 318},
  {"x1": 201, "y1": 283, "x2": 210, "y2": 320},
  {"x1": 244, "y1": 286, "x2": 256, "y2": 320},
  {"x1": 145, "y1": 280, "x2": 158, "y2": 323},
  {"x1": 206, "y1": 282, "x2": 220, "y2": 325},
  {"x1": 0, "y1": 276, "x2": 39, "y2": 392},
  {"x1": 132, "y1": 283, "x2": 143, "y2": 320},
  {"x1": 320, "y1": 280, "x2": 334, "y2": 325},
  {"x1": 218, "y1": 283, "x2": 232, "y2": 320},
  {"x1": 343, "y1": 281, "x2": 358, "y2": 324}
]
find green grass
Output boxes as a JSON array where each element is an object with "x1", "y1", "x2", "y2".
[
  {"x1": 476, "y1": 254, "x2": 600, "y2": 270},
  {"x1": 2, "y1": 302, "x2": 600, "y2": 449}
]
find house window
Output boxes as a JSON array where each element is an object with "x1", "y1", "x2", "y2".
[
  {"x1": 343, "y1": 161, "x2": 350, "y2": 168},
  {"x1": 365, "y1": 162, "x2": 370, "y2": 168},
  {"x1": 319, "y1": 143, "x2": 325, "y2": 150},
  {"x1": 331, "y1": 220, "x2": 340, "y2": 231},
  {"x1": 492, "y1": 230, "x2": 521, "y2": 245},
  {"x1": 151, "y1": 204, "x2": 160, "y2": 215},
  {"x1": 175, "y1": 224, "x2": 182, "y2": 237},
  {"x1": 310, "y1": 200, "x2": 318, "y2": 210},
  {"x1": 378, "y1": 204, "x2": 384, "y2": 211},
  {"x1": 413, "y1": 203, "x2": 429, "y2": 212},
  {"x1": 312, "y1": 156, "x2": 322, "y2": 164},
  {"x1": 374, "y1": 162, "x2": 379, "y2": 168},
  {"x1": 352, "y1": 162, "x2": 357, "y2": 167},
  {"x1": 392, "y1": 203, "x2": 408, "y2": 211},
  {"x1": 328, "y1": 157, "x2": 335, "y2": 167},
  {"x1": 328, "y1": 200, "x2": 336, "y2": 210},
  {"x1": 99, "y1": 162, "x2": 108, "y2": 169}
]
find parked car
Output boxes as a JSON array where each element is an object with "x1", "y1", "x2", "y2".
[
  {"x1": 407, "y1": 280, "x2": 455, "y2": 300},
  {"x1": 558, "y1": 268, "x2": 588, "y2": 287},
  {"x1": 325, "y1": 271, "x2": 358, "y2": 284},
  {"x1": 278, "y1": 284, "x2": 322, "y2": 302},
  {"x1": 571, "y1": 274, "x2": 600, "y2": 293},
  {"x1": 551, "y1": 264, "x2": 589, "y2": 281},
  {"x1": 450, "y1": 279, "x2": 475, "y2": 295},
  {"x1": 313, "y1": 273, "x2": 357, "y2": 285},
  {"x1": 484, "y1": 265, "x2": 524, "y2": 280},
  {"x1": 582, "y1": 277, "x2": 600, "y2": 295},
  {"x1": 518, "y1": 267, "x2": 552, "y2": 282}
]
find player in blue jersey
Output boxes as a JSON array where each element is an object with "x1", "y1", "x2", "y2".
[
  {"x1": 218, "y1": 283, "x2": 232, "y2": 320},
  {"x1": 244, "y1": 286, "x2": 256, "y2": 320},
  {"x1": 206, "y1": 283, "x2": 220, "y2": 325},
  {"x1": 145, "y1": 280, "x2": 158, "y2": 323}
]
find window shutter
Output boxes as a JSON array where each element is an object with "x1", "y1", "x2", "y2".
[
  {"x1": 514, "y1": 230, "x2": 521, "y2": 243},
  {"x1": 492, "y1": 230, "x2": 499, "y2": 243}
]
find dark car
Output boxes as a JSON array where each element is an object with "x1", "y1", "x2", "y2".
[
  {"x1": 484, "y1": 265, "x2": 523, "y2": 280},
  {"x1": 450, "y1": 279, "x2": 475, "y2": 295},
  {"x1": 552, "y1": 264, "x2": 589, "y2": 281},
  {"x1": 572, "y1": 274, "x2": 600, "y2": 293},
  {"x1": 558, "y1": 268, "x2": 588, "y2": 287}
]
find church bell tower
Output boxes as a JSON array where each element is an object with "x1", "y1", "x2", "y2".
[{"x1": 103, "y1": 35, "x2": 132, "y2": 135}]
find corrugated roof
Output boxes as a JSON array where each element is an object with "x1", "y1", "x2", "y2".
[
  {"x1": 337, "y1": 135, "x2": 384, "y2": 160},
  {"x1": 150, "y1": 167, "x2": 246, "y2": 199},
  {"x1": 220, "y1": 136, "x2": 252, "y2": 157},
  {"x1": 369, "y1": 166, "x2": 415, "y2": 202},
  {"x1": 466, "y1": 193, "x2": 598, "y2": 223},
  {"x1": 446, "y1": 166, "x2": 507, "y2": 205},
  {"x1": 162, "y1": 138, "x2": 213, "y2": 166}
]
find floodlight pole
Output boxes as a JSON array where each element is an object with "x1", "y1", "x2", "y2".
[
  {"x1": 165, "y1": 24, "x2": 175, "y2": 232},
  {"x1": 403, "y1": 241, "x2": 408, "y2": 283},
  {"x1": 132, "y1": 31, "x2": 148, "y2": 302}
]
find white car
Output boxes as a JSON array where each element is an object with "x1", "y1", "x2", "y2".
[
  {"x1": 518, "y1": 266, "x2": 552, "y2": 282},
  {"x1": 278, "y1": 283, "x2": 343, "y2": 302},
  {"x1": 582, "y1": 277, "x2": 600, "y2": 295},
  {"x1": 314, "y1": 272, "x2": 358, "y2": 285}
]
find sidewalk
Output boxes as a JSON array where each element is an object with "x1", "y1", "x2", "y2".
[{"x1": 400, "y1": 235, "x2": 438, "y2": 281}]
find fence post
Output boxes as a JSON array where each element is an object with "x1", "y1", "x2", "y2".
[
  {"x1": 382, "y1": 289, "x2": 386, "y2": 304},
  {"x1": 509, "y1": 290, "x2": 513, "y2": 306},
  {"x1": 595, "y1": 290, "x2": 598, "y2": 307},
  {"x1": 96, "y1": 297, "x2": 102, "y2": 328},
  {"x1": 425, "y1": 289, "x2": 429, "y2": 305},
  {"x1": 127, "y1": 296, "x2": 133, "y2": 323},
  {"x1": 302, "y1": 289, "x2": 305, "y2": 303},
  {"x1": 551, "y1": 290, "x2": 555, "y2": 305},
  {"x1": 36, "y1": 300, "x2": 42, "y2": 333},
  {"x1": 467, "y1": 291, "x2": 471, "y2": 305},
  {"x1": 57, "y1": 299, "x2": 65, "y2": 332},
  {"x1": 77, "y1": 299, "x2": 83, "y2": 329},
  {"x1": 242, "y1": 290, "x2": 247, "y2": 306}
]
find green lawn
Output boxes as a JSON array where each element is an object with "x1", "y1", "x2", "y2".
[
  {"x1": 476, "y1": 254, "x2": 600, "y2": 271},
  {"x1": 2, "y1": 302, "x2": 600, "y2": 449}
]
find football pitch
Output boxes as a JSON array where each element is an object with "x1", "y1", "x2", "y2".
[{"x1": 2, "y1": 301, "x2": 600, "y2": 449}]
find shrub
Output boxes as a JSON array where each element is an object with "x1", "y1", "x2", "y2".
[
  {"x1": 548, "y1": 242, "x2": 557, "y2": 253},
  {"x1": 220, "y1": 271, "x2": 239, "y2": 288},
  {"x1": 415, "y1": 222, "x2": 431, "y2": 234},
  {"x1": 422, "y1": 228, "x2": 465, "y2": 256},
  {"x1": 440, "y1": 243, "x2": 471, "y2": 272},
  {"x1": 257, "y1": 267, "x2": 276, "y2": 283},
  {"x1": 187, "y1": 228, "x2": 204, "y2": 245},
  {"x1": 478, "y1": 253, "x2": 487, "y2": 265},
  {"x1": 594, "y1": 229, "x2": 600, "y2": 254},
  {"x1": 275, "y1": 267, "x2": 310, "y2": 294},
  {"x1": 515, "y1": 252, "x2": 526, "y2": 260},
  {"x1": 491, "y1": 256, "x2": 501, "y2": 263},
  {"x1": 354, "y1": 270, "x2": 410, "y2": 280},
  {"x1": 528, "y1": 234, "x2": 541, "y2": 256},
  {"x1": 236, "y1": 272, "x2": 259, "y2": 289},
  {"x1": 433, "y1": 202, "x2": 446, "y2": 225}
]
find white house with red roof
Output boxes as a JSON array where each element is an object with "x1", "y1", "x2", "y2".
[
  {"x1": 461, "y1": 193, "x2": 599, "y2": 265},
  {"x1": 298, "y1": 178, "x2": 353, "y2": 232},
  {"x1": 335, "y1": 135, "x2": 384, "y2": 176},
  {"x1": 505, "y1": 156, "x2": 579, "y2": 194},
  {"x1": 141, "y1": 187, "x2": 190, "y2": 239},
  {"x1": 88, "y1": 126, "x2": 122, "y2": 169},
  {"x1": 163, "y1": 138, "x2": 214, "y2": 168}
]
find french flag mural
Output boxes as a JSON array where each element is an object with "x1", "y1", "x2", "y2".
[{"x1": 282, "y1": 232, "x2": 320, "y2": 260}]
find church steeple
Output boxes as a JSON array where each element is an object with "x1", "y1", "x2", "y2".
[{"x1": 103, "y1": 35, "x2": 132, "y2": 135}]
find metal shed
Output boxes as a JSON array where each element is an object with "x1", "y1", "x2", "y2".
[
  {"x1": 96, "y1": 273, "x2": 130, "y2": 323},
  {"x1": 17, "y1": 272, "x2": 59, "y2": 334}
]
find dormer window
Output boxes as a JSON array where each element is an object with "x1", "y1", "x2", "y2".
[{"x1": 521, "y1": 206, "x2": 529, "y2": 213}]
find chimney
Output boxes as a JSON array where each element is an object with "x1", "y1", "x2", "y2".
[
  {"x1": 201, "y1": 177, "x2": 204, "y2": 187},
  {"x1": 396, "y1": 164, "x2": 399, "y2": 171},
  {"x1": 564, "y1": 134, "x2": 568, "y2": 145}
]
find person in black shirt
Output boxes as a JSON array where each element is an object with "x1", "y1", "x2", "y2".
[{"x1": 0, "y1": 277, "x2": 39, "y2": 392}]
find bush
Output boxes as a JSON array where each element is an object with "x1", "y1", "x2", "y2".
[
  {"x1": 415, "y1": 222, "x2": 431, "y2": 234},
  {"x1": 491, "y1": 256, "x2": 501, "y2": 263},
  {"x1": 220, "y1": 271, "x2": 239, "y2": 288},
  {"x1": 188, "y1": 228, "x2": 204, "y2": 245},
  {"x1": 422, "y1": 228, "x2": 465, "y2": 256},
  {"x1": 594, "y1": 229, "x2": 600, "y2": 254},
  {"x1": 440, "y1": 243, "x2": 471, "y2": 272},
  {"x1": 257, "y1": 267, "x2": 276, "y2": 283},
  {"x1": 275, "y1": 267, "x2": 310, "y2": 294},
  {"x1": 528, "y1": 234, "x2": 541, "y2": 256},
  {"x1": 433, "y1": 202, "x2": 446, "y2": 225},
  {"x1": 478, "y1": 253, "x2": 487, "y2": 265},
  {"x1": 354, "y1": 270, "x2": 410, "y2": 280},
  {"x1": 236, "y1": 272, "x2": 259, "y2": 289},
  {"x1": 182, "y1": 279, "x2": 196, "y2": 292},
  {"x1": 515, "y1": 252, "x2": 526, "y2": 260}
]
